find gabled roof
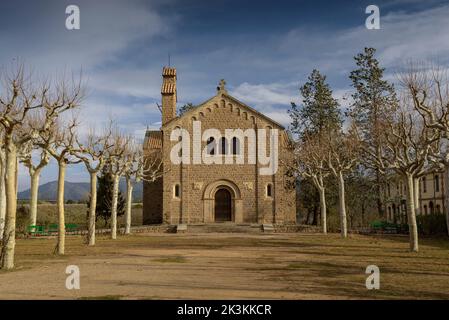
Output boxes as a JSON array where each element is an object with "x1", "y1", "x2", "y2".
[
  {"x1": 143, "y1": 130, "x2": 162, "y2": 149},
  {"x1": 162, "y1": 91, "x2": 285, "y2": 130}
]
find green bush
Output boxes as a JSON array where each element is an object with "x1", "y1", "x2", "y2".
[
  {"x1": 16, "y1": 205, "x2": 30, "y2": 235},
  {"x1": 417, "y1": 214, "x2": 447, "y2": 236}
]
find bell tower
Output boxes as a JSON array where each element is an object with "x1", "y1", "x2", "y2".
[{"x1": 161, "y1": 66, "x2": 177, "y2": 125}]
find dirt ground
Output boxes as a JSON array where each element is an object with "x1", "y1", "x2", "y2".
[{"x1": 1, "y1": 232, "x2": 449, "y2": 299}]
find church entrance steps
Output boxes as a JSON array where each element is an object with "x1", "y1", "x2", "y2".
[{"x1": 181, "y1": 223, "x2": 262, "y2": 234}]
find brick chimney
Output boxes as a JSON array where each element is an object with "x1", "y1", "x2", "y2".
[{"x1": 161, "y1": 67, "x2": 177, "y2": 125}]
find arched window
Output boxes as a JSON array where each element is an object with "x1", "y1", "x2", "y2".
[
  {"x1": 388, "y1": 207, "x2": 392, "y2": 220},
  {"x1": 436, "y1": 204, "x2": 441, "y2": 214},
  {"x1": 232, "y1": 137, "x2": 240, "y2": 155},
  {"x1": 424, "y1": 205, "x2": 428, "y2": 215},
  {"x1": 266, "y1": 183, "x2": 273, "y2": 197},
  {"x1": 435, "y1": 175, "x2": 440, "y2": 192},
  {"x1": 422, "y1": 177, "x2": 427, "y2": 193},
  {"x1": 429, "y1": 201, "x2": 434, "y2": 214},
  {"x1": 220, "y1": 137, "x2": 227, "y2": 155},
  {"x1": 174, "y1": 184, "x2": 180, "y2": 198},
  {"x1": 207, "y1": 137, "x2": 215, "y2": 155}
]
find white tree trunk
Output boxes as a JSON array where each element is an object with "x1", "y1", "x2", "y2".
[
  {"x1": 56, "y1": 162, "x2": 66, "y2": 255},
  {"x1": 0, "y1": 149, "x2": 6, "y2": 240},
  {"x1": 88, "y1": 172, "x2": 97, "y2": 246},
  {"x1": 337, "y1": 171, "x2": 348, "y2": 238},
  {"x1": 406, "y1": 173, "x2": 419, "y2": 252},
  {"x1": 316, "y1": 174, "x2": 327, "y2": 234},
  {"x1": 445, "y1": 167, "x2": 449, "y2": 236},
  {"x1": 111, "y1": 175, "x2": 119, "y2": 240},
  {"x1": 1, "y1": 140, "x2": 17, "y2": 270},
  {"x1": 125, "y1": 177, "x2": 133, "y2": 235},
  {"x1": 413, "y1": 177, "x2": 420, "y2": 217},
  {"x1": 29, "y1": 170, "x2": 41, "y2": 226}
]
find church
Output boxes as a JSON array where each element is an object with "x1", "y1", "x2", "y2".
[{"x1": 142, "y1": 67, "x2": 296, "y2": 225}]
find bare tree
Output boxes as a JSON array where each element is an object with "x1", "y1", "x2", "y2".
[
  {"x1": 400, "y1": 63, "x2": 449, "y2": 236},
  {"x1": 20, "y1": 140, "x2": 50, "y2": 226},
  {"x1": 0, "y1": 141, "x2": 5, "y2": 240},
  {"x1": 108, "y1": 130, "x2": 131, "y2": 239},
  {"x1": 123, "y1": 143, "x2": 163, "y2": 234},
  {"x1": 0, "y1": 65, "x2": 42, "y2": 269},
  {"x1": 74, "y1": 124, "x2": 112, "y2": 245},
  {"x1": 382, "y1": 109, "x2": 439, "y2": 252},
  {"x1": 289, "y1": 133, "x2": 329, "y2": 234},
  {"x1": 39, "y1": 119, "x2": 81, "y2": 255},
  {"x1": 326, "y1": 128, "x2": 360, "y2": 238}
]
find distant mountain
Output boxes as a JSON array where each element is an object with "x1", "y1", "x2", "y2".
[{"x1": 18, "y1": 180, "x2": 143, "y2": 202}]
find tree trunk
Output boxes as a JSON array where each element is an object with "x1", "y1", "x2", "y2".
[
  {"x1": 125, "y1": 177, "x2": 133, "y2": 235},
  {"x1": 413, "y1": 177, "x2": 420, "y2": 217},
  {"x1": 376, "y1": 169, "x2": 384, "y2": 218},
  {"x1": 305, "y1": 208, "x2": 311, "y2": 225},
  {"x1": 406, "y1": 173, "x2": 419, "y2": 252},
  {"x1": 56, "y1": 161, "x2": 66, "y2": 255},
  {"x1": 88, "y1": 172, "x2": 97, "y2": 246},
  {"x1": 318, "y1": 186, "x2": 327, "y2": 234},
  {"x1": 337, "y1": 171, "x2": 348, "y2": 238},
  {"x1": 1, "y1": 140, "x2": 17, "y2": 270},
  {"x1": 0, "y1": 149, "x2": 6, "y2": 240},
  {"x1": 111, "y1": 175, "x2": 119, "y2": 240},
  {"x1": 29, "y1": 170, "x2": 41, "y2": 226},
  {"x1": 445, "y1": 167, "x2": 449, "y2": 236}
]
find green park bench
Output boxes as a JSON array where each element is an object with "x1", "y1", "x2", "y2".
[
  {"x1": 47, "y1": 224, "x2": 58, "y2": 235},
  {"x1": 27, "y1": 225, "x2": 46, "y2": 236},
  {"x1": 65, "y1": 223, "x2": 78, "y2": 233}
]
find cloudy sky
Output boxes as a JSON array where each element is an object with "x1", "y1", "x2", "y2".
[{"x1": 1, "y1": 0, "x2": 449, "y2": 191}]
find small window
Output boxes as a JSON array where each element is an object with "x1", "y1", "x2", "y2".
[
  {"x1": 435, "y1": 175, "x2": 440, "y2": 192},
  {"x1": 207, "y1": 137, "x2": 215, "y2": 155},
  {"x1": 220, "y1": 137, "x2": 227, "y2": 155},
  {"x1": 232, "y1": 137, "x2": 240, "y2": 155},
  {"x1": 423, "y1": 177, "x2": 427, "y2": 193},
  {"x1": 266, "y1": 184, "x2": 273, "y2": 197},
  {"x1": 436, "y1": 204, "x2": 441, "y2": 214},
  {"x1": 424, "y1": 205, "x2": 428, "y2": 215},
  {"x1": 174, "y1": 184, "x2": 180, "y2": 198}
]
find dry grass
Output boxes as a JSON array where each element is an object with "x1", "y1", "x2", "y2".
[
  {"x1": 16, "y1": 204, "x2": 143, "y2": 231},
  {"x1": 1, "y1": 232, "x2": 449, "y2": 299}
]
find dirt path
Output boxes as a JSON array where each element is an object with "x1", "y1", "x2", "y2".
[{"x1": 1, "y1": 233, "x2": 449, "y2": 299}]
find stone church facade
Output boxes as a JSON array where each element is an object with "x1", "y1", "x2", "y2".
[{"x1": 143, "y1": 67, "x2": 296, "y2": 225}]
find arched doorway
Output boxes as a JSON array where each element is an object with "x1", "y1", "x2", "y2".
[
  {"x1": 214, "y1": 188, "x2": 232, "y2": 221},
  {"x1": 203, "y1": 180, "x2": 243, "y2": 223}
]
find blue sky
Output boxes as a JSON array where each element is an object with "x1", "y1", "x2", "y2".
[{"x1": 1, "y1": 0, "x2": 449, "y2": 190}]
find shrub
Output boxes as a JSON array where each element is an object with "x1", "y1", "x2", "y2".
[
  {"x1": 417, "y1": 214, "x2": 447, "y2": 236},
  {"x1": 16, "y1": 205, "x2": 30, "y2": 235}
]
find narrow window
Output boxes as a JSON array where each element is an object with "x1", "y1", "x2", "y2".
[
  {"x1": 207, "y1": 137, "x2": 215, "y2": 155},
  {"x1": 220, "y1": 137, "x2": 227, "y2": 155},
  {"x1": 266, "y1": 184, "x2": 272, "y2": 197},
  {"x1": 423, "y1": 177, "x2": 427, "y2": 193},
  {"x1": 174, "y1": 184, "x2": 180, "y2": 198},
  {"x1": 232, "y1": 137, "x2": 240, "y2": 155},
  {"x1": 387, "y1": 183, "x2": 391, "y2": 197},
  {"x1": 424, "y1": 205, "x2": 428, "y2": 215},
  {"x1": 436, "y1": 204, "x2": 441, "y2": 214},
  {"x1": 178, "y1": 133, "x2": 182, "y2": 157},
  {"x1": 435, "y1": 175, "x2": 440, "y2": 192}
]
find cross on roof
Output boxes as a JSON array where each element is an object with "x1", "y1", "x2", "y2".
[{"x1": 218, "y1": 79, "x2": 226, "y2": 92}]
